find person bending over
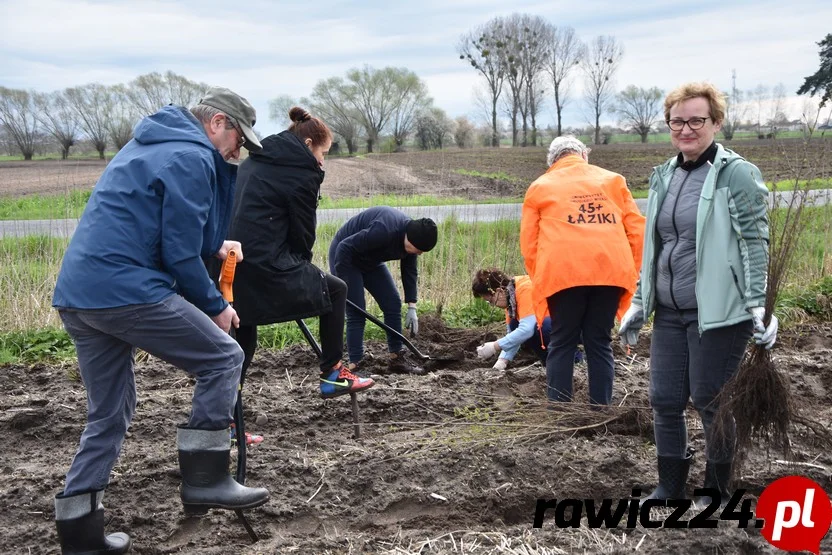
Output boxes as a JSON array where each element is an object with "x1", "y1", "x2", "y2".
[{"x1": 329, "y1": 206, "x2": 437, "y2": 375}]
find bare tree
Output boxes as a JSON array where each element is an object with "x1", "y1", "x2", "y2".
[
  {"x1": 458, "y1": 18, "x2": 508, "y2": 147},
  {"x1": 34, "y1": 90, "x2": 79, "y2": 159},
  {"x1": 502, "y1": 60, "x2": 524, "y2": 145},
  {"x1": 268, "y1": 94, "x2": 297, "y2": 130},
  {"x1": 542, "y1": 24, "x2": 583, "y2": 137},
  {"x1": 527, "y1": 76, "x2": 547, "y2": 146},
  {"x1": 65, "y1": 83, "x2": 111, "y2": 159},
  {"x1": 0, "y1": 87, "x2": 40, "y2": 160},
  {"x1": 520, "y1": 15, "x2": 548, "y2": 146},
  {"x1": 0, "y1": 124, "x2": 15, "y2": 156},
  {"x1": 581, "y1": 35, "x2": 624, "y2": 144},
  {"x1": 722, "y1": 70, "x2": 747, "y2": 140},
  {"x1": 499, "y1": 91, "x2": 518, "y2": 145},
  {"x1": 343, "y1": 65, "x2": 392, "y2": 153},
  {"x1": 415, "y1": 107, "x2": 453, "y2": 150},
  {"x1": 498, "y1": 13, "x2": 548, "y2": 146},
  {"x1": 454, "y1": 116, "x2": 475, "y2": 148},
  {"x1": 127, "y1": 71, "x2": 208, "y2": 116},
  {"x1": 800, "y1": 96, "x2": 823, "y2": 137},
  {"x1": 106, "y1": 85, "x2": 137, "y2": 151},
  {"x1": 748, "y1": 84, "x2": 769, "y2": 136},
  {"x1": 167, "y1": 71, "x2": 209, "y2": 107},
  {"x1": 304, "y1": 77, "x2": 363, "y2": 155},
  {"x1": 343, "y1": 66, "x2": 428, "y2": 153},
  {"x1": 616, "y1": 85, "x2": 663, "y2": 143},
  {"x1": 470, "y1": 85, "x2": 496, "y2": 127},
  {"x1": 388, "y1": 69, "x2": 430, "y2": 150},
  {"x1": 767, "y1": 82, "x2": 788, "y2": 136}
]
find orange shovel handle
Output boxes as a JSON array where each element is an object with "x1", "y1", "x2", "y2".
[{"x1": 219, "y1": 249, "x2": 237, "y2": 302}]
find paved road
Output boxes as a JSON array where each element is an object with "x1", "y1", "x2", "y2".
[{"x1": 1, "y1": 190, "x2": 829, "y2": 239}]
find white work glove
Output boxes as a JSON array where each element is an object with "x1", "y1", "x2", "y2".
[
  {"x1": 618, "y1": 303, "x2": 645, "y2": 346},
  {"x1": 749, "y1": 307, "x2": 778, "y2": 349},
  {"x1": 492, "y1": 358, "x2": 508, "y2": 371},
  {"x1": 216, "y1": 240, "x2": 244, "y2": 262},
  {"x1": 404, "y1": 306, "x2": 419, "y2": 336},
  {"x1": 476, "y1": 341, "x2": 498, "y2": 359}
]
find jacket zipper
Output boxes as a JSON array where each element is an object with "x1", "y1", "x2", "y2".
[
  {"x1": 730, "y1": 266, "x2": 746, "y2": 301},
  {"x1": 667, "y1": 173, "x2": 689, "y2": 311}
]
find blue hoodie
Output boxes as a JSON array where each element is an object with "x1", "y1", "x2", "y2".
[
  {"x1": 328, "y1": 206, "x2": 419, "y2": 303},
  {"x1": 53, "y1": 105, "x2": 235, "y2": 316}
]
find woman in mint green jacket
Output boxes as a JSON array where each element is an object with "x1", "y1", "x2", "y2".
[{"x1": 617, "y1": 82, "x2": 778, "y2": 507}]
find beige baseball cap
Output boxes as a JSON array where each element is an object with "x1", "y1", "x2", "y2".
[{"x1": 198, "y1": 86, "x2": 262, "y2": 151}]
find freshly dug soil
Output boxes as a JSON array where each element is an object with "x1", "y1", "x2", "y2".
[{"x1": 1, "y1": 318, "x2": 831, "y2": 554}]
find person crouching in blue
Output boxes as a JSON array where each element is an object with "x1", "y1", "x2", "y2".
[{"x1": 471, "y1": 268, "x2": 583, "y2": 371}]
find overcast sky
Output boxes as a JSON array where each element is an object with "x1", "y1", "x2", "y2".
[{"x1": 1, "y1": 0, "x2": 830, "y2": 136}]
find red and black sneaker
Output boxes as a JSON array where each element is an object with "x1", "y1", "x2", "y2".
[{"x1": 319, "y1": 362, "x2": 375, "y2": 399}]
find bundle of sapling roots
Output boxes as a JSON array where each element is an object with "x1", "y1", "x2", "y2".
[{"x1": 714, "y1": 138, "x2": 832, "y2": 475}]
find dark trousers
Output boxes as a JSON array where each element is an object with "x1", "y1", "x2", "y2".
[
  {"x1": 340, "y1": 263, "x2": 403, "y2": 363},
  {"x1": 546, "y1": 286, "x2": 621, "y2": 405},
  {"x1": 649, "y1": 306, "x2": 752, "y2": 462},
  {"x1": 236, "y1": 273, "x2": 347, "y2": 374},
  {"x1": 508, "y1": 316, "x2": 552, "y2": 364}
]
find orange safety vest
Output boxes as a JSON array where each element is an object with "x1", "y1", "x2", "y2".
[
  {"x1": 520, "y1": 155, "x2": 645, "y2": 324},
  {"x1": 511, "y1": 274, "x2": 551, "y2": 349},
  {"x1": 507, "y1": 275, "x2": 546, "y2": 323}
]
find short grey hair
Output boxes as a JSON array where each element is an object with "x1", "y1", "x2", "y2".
[
  {"x1": 190, "y1": 104, "x2": 223, "y2": 124},
  {"x1": 546, "y1": 135, "x2": 590, "y2": 167},
  {"x1": 189, "y1": 104, "x2": 240, "y2": 131}
]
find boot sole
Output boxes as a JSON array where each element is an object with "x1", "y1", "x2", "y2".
[{"x1": 183, "y1": 497, "x2": 270, "y2": 515}]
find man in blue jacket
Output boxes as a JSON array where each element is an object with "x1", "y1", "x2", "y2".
[
  {"x1": 51, "y1": 87, "x2": 269, "y2": 554},
  {"x1": 329, "y1": 207, "x2": 438, "y2": 375}
]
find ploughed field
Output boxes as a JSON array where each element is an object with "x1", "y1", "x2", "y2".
[
  {"x1": 1, "y1": 137, "x2": 828, "y2": 199},
  {"x1": 1, "y1": 318, "x2": 831, "y2": 553}
]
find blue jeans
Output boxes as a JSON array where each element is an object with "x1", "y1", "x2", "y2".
[
  {"x1": 58, "y1": 294, "x2": 244, "y2": 495},
  {"x1": 338, "y1": 263, "x2": 402, "y2": 362},
  {"x1": 546, "y1": 286, "x2": 620, "y2": 405},
  {"x1": 508, "y1": 316, "x2": 552, "y2": 364},
  {"x1": 649, "y1": 306, "x2": 753, "y2": 462}
]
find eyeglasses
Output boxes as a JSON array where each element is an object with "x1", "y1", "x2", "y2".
[
  {"x1": 224, "y1": 115, "x2": 246, "y2": 148},
  {"x1": 667, "y1": 117, "x2": 710, "y2": 131}
]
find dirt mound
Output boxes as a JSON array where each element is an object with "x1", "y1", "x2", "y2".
[{"x1": 1, "y1": 322, "x2": 831, "y2": 553}]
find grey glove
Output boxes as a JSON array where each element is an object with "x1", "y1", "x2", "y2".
[
  {"x1": 749, "y1": 307, "x2": 778, "y2": 349},
  {"x1": 618, "y1": 303, "x2": 645, "y2": 346},
  {"x1": 404, "y1": 306, "x2": 419, "y2": 336}
]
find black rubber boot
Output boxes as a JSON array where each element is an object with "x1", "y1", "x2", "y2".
[
  {"x1": 387, "y1": 351, "x2": 425, "y2": 375},
  {"x1": 55, "y1": 490, "x2": 131, "y2": 554},
  {"x1": 693, "y1": 461, "x2": 732, "y2": 509},
  {"x1": 643, "y1": 451, "x2": 693, "y2": 501},
  {"x1": 177, "y1": 426, "x2": 270, "y2": 515}
]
